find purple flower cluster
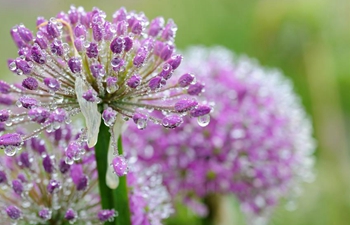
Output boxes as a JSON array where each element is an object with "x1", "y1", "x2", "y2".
[
  {"x1": 0, "y1": 6, "x2": 210, "y2": 157},
  {"x1": 0, "y1": 125, "x2": 116, "y2": 224},
  {"x1": 0, "y1": 125, "x2": 173, "y2": 224},
  {"x1": 123, "y1": 46, "x2": 315, "y2": 224},
  {"x1": 127, "y1": 157, "x2": 174, "y2": 225}
]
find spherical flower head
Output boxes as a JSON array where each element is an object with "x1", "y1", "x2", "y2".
[
  {"x1": 0, "y1": 124, "x2": 174, "y2": 224},
  {"x1": 0, "y1": 125, "x2": 116, "y2": 224},
  {"x1": 0, "y1": 6, "x2": 210, "y2": 160},
  {"x1": 127, "y1": 157, "x2": 174, "y2": 225},
  {"x1": 123, "y1": 46, "x2": 315, "y2": 224}
]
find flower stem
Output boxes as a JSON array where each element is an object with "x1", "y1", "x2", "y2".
[
  {"x1": 113, "y1": 136, "x2": 132, "y2": 225},
  {"x1": 200, "y1": 194, "x2": 219, "y2": 225},
  {"x1": 95, "y1": 122, "x2": 115, "y2": 225},
  {"x1": 95, "y1": 122, "x2": 132, "y2": 225},
  {"x1": 200, "y1": 214, "x2": 214, "y2": 225}
]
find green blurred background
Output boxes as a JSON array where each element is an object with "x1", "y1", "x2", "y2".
[{"x1": 0, "y1": 0, "x2": 349, "y2": 224}]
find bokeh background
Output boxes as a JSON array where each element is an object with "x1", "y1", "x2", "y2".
[{"x1": 0, "y1": 0, "x2": 349, "y2": 224}]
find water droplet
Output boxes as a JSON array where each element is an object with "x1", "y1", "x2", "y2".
[
  {"x1": 46, "y1": 126, "x2": 53, "y2": 133},
  {"x1": 49, "y1": 17, "x2": 57, "y2": 24},
  {"x1": 65, "y1": 118, "x2": 72, "y2": 124},
  {"x1": 16, "y1": 69, "x2": 23, "y2": 75},
  {"x1": 191, "y1": 76, "x2": 197, "y2": 85},
  {"x1": 197, "y1": 114, "x2": 210, "y2": 127},
  {"x1": 53, "y1": 122, "x2": 61, "y2": 130},
  {"x1": 111, "y1": 155, "x2": 128, "y2": 176},
  {"x1": 56, "y1": 22, "x2": 63, "y2": 29},
  {"x1": 137, "y1": 118, "x2": 147, "y2": 130},
  {"x1": 65, "y1": 157, "x2": 74, "y2": 165},
  {"x1": 84, "y1": 41, "x2": 90, "y2": 48},
  {"x1": 62, "y1": 43, "x2": 70, "y2": 52},
  {"x1": 106, "y1": 85, "x2": 118, "y2": 94},
  {"x1": 163, "y1": 63, "x2": 170, "y2": 71},
  {"x1": 9, "y1": 62, "x2": 17, "y2": 71},
  {"x1": 4, "y1": 145, "x2": 18, "y2": 156},
  {"x1": 73, "y1": 153, "x2": 81, "y2": 161}
]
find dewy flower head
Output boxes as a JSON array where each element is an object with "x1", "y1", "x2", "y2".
[
  {"x1": 127, "y1": 157, "x2": 174, "y2": 225},
  {"x1": 0, "y1": 125, "x2": 173, "y2": 224},
  {"x1": 0, "y1": 6, "x2": 210, "y2": 157},
  {"x1": 0, "y1": 125, "x2": 116, "y2": 224},
  {"x1": 123, "y1": 46, "x2": 316, "y2": 224}
]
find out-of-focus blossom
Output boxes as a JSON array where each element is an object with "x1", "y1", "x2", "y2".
[
  {"x1": 127, "y1": 157, "x2": 174, "y2": 225},
  {"x1": 123, "y1": 46, "x2": 315, "y2": 224}
]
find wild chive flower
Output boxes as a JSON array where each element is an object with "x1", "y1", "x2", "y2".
[
  {"x1": 0, "y1": 125, "x2": 116, "y2": 224},
  {"x1": 0, "y1": 126, "x2": 173, "y2": 224},
  {"x1": 127, "y1": 157, "x2": 174, "y2": 225},
  {"x1": 0, "y1": 6, "x2": 209, "y2": 161},
  {"x1": 123, "y1": 46, "x2": 315, "y2": 224}
]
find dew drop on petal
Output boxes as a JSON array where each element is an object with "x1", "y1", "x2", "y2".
[
  {"x1": 106, "y1": 143, "x2": 119, "y2": 189},
  {"x1": 56, "y1": 22, "x2": 63, "y2": 30},
  {"x1": 112, "y1": 155, "x2": 128, "y2": 176},
  {"x1": 197, "y1": 114, "x2": 210, "y2": 127},
  {"x1": 4, "y1": 146, "x2": 18, "y2": 156},
  {"x1": 9, "y1": 62, "x2": 17, "y2": 71},
  {"x1": 136, "y1": 119, "x2": 147, "y2": 130},
  {"x1": 49, "y1": 17, "x2": 57, "y2": 24},
  {"x1": 75, "y1": 77, "x2": 101, "y2": 148},
  {"x1": 65, "y1": 157, "x2": 74, "y2": 165}
]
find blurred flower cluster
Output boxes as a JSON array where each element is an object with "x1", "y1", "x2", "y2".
[
  {"x1": 123, "y1": 46, "x2": 315, "y2": 224},
  {"x1": 127, "y1": 157, "x2": 174, "y2": 225}
]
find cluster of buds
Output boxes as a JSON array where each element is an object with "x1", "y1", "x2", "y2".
[
  {"x1": 127, "y1": 157, "x2": 174, "y2": 225},
  {"x1": 123, "y1": 46, "x2": 315, "y2": 224}
]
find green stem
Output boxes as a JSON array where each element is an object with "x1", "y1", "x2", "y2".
[
  {"x1": 113, "y1": 136, "x2": 132, "y2": 225},
  {"x1": 200, "y1": 195, "x2": 219, "y2": 225},
  {"x1": 95, "y1": 122, "x2": 132, "y2": 225},
  {"x1": 200, "y1": 214, "x2": 214, "y2": 225},
  {"x1": 95, "y1": 122, "x2": 115, "y2": 225}
]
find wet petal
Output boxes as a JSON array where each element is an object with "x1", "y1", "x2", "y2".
[
  {"x1": 75, "y1": 77, "x2": 101, "y2": 147},
  {"x1": 106, "y1": 114, "x2": 126, "y2": 189}
]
